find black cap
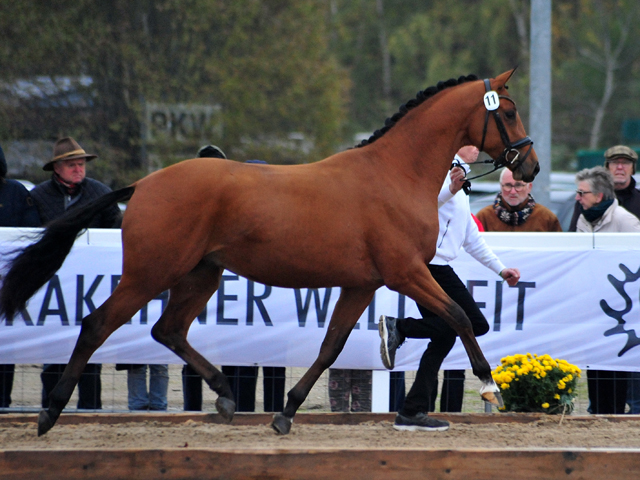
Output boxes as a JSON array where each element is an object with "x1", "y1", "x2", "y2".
[{"x1": 197, "y1": 145, "x2": 226, "y2": 159}]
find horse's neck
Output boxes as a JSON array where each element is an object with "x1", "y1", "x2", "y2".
[{"x1": 370, "y1": 90, "x2": 473, "y2": 197}]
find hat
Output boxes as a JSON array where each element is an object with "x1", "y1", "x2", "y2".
[
  {"x1": 197, "y1": 145, "x2": 226, "y2": 159},
  {"x1": 43, "y1": 137, "x2": 97, "y2": 171},
  {"x1": 604, "y1": 145, "x2": 638, "y2": 162},
  {"x1": 604, "y1": 145, "x2": 637, "y2": 174}
]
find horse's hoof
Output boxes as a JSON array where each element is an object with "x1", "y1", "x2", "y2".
[
  {"x1": 271, "y1": 413, "x2": 293, "y2": 435},
  {"x1": 215, "y1": 397, "x2": 235, "y2": 423},
  {"x1": 37, "y1": 410, "x2": 55, "y2": 437},
  {"x1": 479, "y1": 380, "x2": 504, "y2": 408}
]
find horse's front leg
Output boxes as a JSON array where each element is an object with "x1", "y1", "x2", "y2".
[
  {"x1": 272, "y1": 286, "x2": 376, "y2": 435},
  {"x1": 393, "y1": 264, "x2": 502, "y2": 406}
]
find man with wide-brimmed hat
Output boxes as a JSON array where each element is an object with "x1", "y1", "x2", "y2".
[
  {"x1": 31, "y1": 137, "x2": 120, "y2": 226},
  {"x1": 31, "y1": 137, "x2": 122, "y2": 411}
]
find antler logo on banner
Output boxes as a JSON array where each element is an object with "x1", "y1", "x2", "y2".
[{"x1": 600, "y1": 263, "x2": 640, "y2": 356}]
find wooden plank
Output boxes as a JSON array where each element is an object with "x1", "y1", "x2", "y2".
[{"x1": 1, "y1": 448, "x2": 640, "y2": 480}]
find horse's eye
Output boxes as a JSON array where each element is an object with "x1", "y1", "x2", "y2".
[{"x1": 505, "y1": 110, "x2": 516, "y2": 120}]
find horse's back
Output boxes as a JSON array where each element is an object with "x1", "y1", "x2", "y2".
[{"x1": 120, "y1": 157, "x2": 388, "y2": 287}]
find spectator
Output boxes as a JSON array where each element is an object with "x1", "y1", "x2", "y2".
[
  {"x1": 570, "y1": 146, "x2": 640, "y2": 414},
  {"x1": 181, "y1": 146, "x2": 287, "y2": 413},
  {"x1": 476, "y1": 168, "x2": 562, "y2": 232},
  {"x1": 0, "y1": 142, "x2": 40, "y2": 409},
  {"x1": 328, "y1": 369, "x2": 372, "y2": 412},
  {"x1": 180, "y1": 145, "x2": 231, "y2": 411},
  {"x1": 182, "y1": 364, "x2": 202, "y2": 411},
  {"x1": 31, "y1": 137, "x2": 121, "y2": 410},
  {"x1": 117, "y1": 363, "x2": 169, "y2": 411},
  {"x1": 378, "y1": 146, "x2": 520, "y2": 431},
  {"x1": 328, "y1": 368, "x2": 405, "y2": 413},
  {"x1": 569, "y1": 145, "x2": 640, "y2": 231},
  {"x1": 574, "y1": 166, "x2": 640, "y2": 414}
]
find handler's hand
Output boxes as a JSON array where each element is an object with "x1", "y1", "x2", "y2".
[
  {"x1": 449, "y1": 167, "x2": 467, "y2": 195},
  {"x1": 500, "y1": 268, "x2": 520, "y2": 287}
]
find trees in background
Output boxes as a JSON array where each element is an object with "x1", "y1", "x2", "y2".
[
  {"x1": 1, "y1": 1, "x2": 640, "y2": 186},
  {"x1": 0, "y1": 0, "x2": 346, "y2": 184}
]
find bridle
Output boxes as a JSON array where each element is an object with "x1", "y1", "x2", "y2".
[{"x1": 468, "y1": 78, "x2": 534, "y2": 182}]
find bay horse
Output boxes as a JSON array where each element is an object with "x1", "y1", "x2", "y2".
[{"x1": 0, "y1": 69, "x2": 538, "y2": 436}]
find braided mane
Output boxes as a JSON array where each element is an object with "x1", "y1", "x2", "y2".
[{"x1": 355, "y1": 74, "x2": 479, "y2": 148}]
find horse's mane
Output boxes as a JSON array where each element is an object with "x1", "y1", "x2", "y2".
[{"x1": 355, "y1": 74, "x2": 479, "y2": 148}]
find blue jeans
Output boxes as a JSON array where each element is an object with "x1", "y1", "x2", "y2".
[
  {"x1": 628, "y1": 372, "x2": 640, "y2": 414},
  {"x1": 127, "y1": 365, "x2": 169, "y2": 410}
]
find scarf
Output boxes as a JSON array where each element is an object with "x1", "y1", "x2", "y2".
[
  {"x1": 582, "y1": 198, "x2": 614, "y2": 224},
  {"x1": 493, "y1": 193, "x2": 536, "y2": 226},
  {"x1": 53, "y1": 173, "x2": 81, "y2": 196}
]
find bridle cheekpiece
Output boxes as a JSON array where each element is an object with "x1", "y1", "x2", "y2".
[{"x1": 478, "y1": 78, "x2": 533, "y2": 172}]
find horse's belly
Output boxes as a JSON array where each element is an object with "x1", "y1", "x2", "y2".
[{"x1": 214, "y1": 245, "x2": 379, "y2": 289}]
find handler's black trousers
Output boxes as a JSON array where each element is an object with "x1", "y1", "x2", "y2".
[{"x1": 396, "y1": 264, "x2": 489, "y2": 417}]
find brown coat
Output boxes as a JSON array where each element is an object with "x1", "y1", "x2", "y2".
[{"x1": 476, "y1": 197, "x2": 562, "y2": 232}]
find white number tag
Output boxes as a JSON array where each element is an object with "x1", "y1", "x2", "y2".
[{"x1": 483, "y1": 91, "x2": 500, "y2": 111}]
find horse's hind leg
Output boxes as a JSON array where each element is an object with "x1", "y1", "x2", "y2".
[
  {"x1": 38, "y1": 281, "x2": 158, "y2": 436},
  {"x1": 272, "y1": 286, "x2": 375, "y2": 435},
  {"x1": 150, "y1": 257, "x2": 235, "y2": 421}
]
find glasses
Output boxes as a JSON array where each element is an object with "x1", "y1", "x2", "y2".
[
  {"x1": 501, "y1": 183, "x2": 527, "y2": 192},
  {"x1": 576, "y1": 190, "x2": 593, "y2": 197},
  {"x1": 608, "y1": 159, "x2": 633, "y2": 167}
]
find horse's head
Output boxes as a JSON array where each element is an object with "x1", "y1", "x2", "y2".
[{"x1": 468, "y1": 68, "x2": 539, "y2": 182}]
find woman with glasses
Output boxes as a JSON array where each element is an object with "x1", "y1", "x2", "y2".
[
  {"x1": 569, "y1": 145, "x2": 640, "y2": 231},
  {"x1": 574, "y1": 166, "x2": 640, "y2": 234},
  {"x1": 476, "y1": 168, "x2": 562, "y2": 232},
  {"x1": 575, "y1": 166, "x2": 640, "y2": 416}
]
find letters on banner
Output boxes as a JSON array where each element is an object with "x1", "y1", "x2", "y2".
[{"x1": 1, "y1": 240, "x2": 640, "y2": 372}]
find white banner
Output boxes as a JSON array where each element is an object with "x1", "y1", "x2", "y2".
[{"x1": 1, "y1": 230, "x2": 639, "y2": 372}]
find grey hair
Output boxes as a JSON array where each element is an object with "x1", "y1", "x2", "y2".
[{"x1": 575, "y1": 166, "x2": 615, "y2": 200}]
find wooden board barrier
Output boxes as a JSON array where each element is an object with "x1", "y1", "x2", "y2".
[
  {"x1": 1, "y1": 447, "x2": 640, "y2": 480},
  {"x1": 2, "y1": 413, "x2": 639, "y2": 479}
]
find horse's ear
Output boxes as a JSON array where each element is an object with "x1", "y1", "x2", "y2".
[
  {"x1": 493, "y1": 67, "x2": 518, "y2": 91},
  {"x1": 504, "y1": 66, "x2": 518, "y2": 83}
]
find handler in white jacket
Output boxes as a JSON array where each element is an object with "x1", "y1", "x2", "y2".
[{"x1": 378, "y1": 145, "x2": 520, "y2": 432}]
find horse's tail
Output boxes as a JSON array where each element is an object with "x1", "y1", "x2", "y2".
[{"x1": 0, "y1": 185, "x2": 136, "y2": 321}]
